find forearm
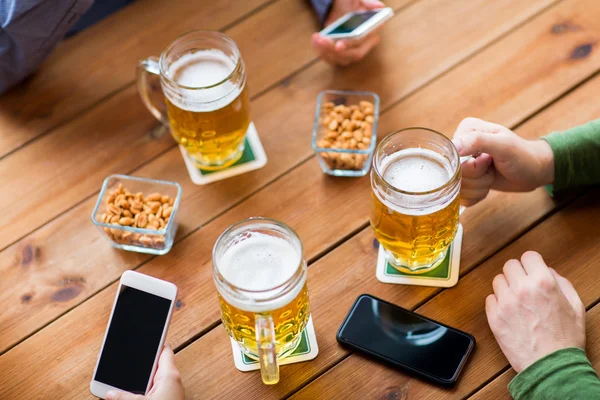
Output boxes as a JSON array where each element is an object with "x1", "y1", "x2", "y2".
[
  {"x1": 543, "y1": 119, "x2": 600, "y2": 193},
  {"x1": 509, "y1": 347, "x2": 600, "y2": 400},
  {"x1": 0, "y1": 0, "x2": 92, "y2": 94},
  {"x1": 308, "y1": 0, "x2": 333, "y2": 26}
]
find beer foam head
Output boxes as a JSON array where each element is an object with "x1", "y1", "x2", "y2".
[
  {"x1": 381, "y1": 148, "x2": 452, "y2": 192},
  {"x1": 164, "y1": 49, "x2": 243, "y2": 112},
  {"x1": 219, "y1": 233, "x2": 299, "y2": 291},
  {"x1": 217, "y1": 232, "x2": 304, "y2": 312},
  {"x1": 168, "y1": 49, "x2": 233, "y2": 88},
  {"x1": 375, "y1": 148, "x2": 458, "y2": 216}
]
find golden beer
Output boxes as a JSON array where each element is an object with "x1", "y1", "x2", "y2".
[
  {"x1": 371, "y1": 128, "x2": 461, "y2": 274},
  {"x1": 218, "y1": 283, "x2": 310, "y2": 355},
  {"x1": 213, "y1": 218, "x2": 311, "y2": 384},
  {"x1": 138, "y1": 31, "x2": 251, "y2": 170}
]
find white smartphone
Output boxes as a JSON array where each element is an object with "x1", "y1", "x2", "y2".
[
  {"x1": 319, "y1": 7, "x2": 394, "y2": 40},
  {"x1": 90, "y1": 271, "x2": 177, "y2": 399}
]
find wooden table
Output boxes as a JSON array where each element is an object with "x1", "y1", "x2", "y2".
[{"x1": 1, "y1": 0, "x2": 599, "y2": 398}]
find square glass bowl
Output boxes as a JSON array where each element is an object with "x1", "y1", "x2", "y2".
[
  {"x1": 312, "y1": 90, "x2": 380, "y2": 177},
  {"x1": 91, "y1": 174, "x2": 182, "y2": 255}
]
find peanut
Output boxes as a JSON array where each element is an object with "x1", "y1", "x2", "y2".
[
  {"x1": 137, "y1": 213, "x2": 149, "y2": 229},
  {"x1": 107, "y1": 204, "x2": 121, "y2": 216},
  {"x1": 153, "y1": 236, "x2": 166, "y2": 248},
  {"x1": 119, "y1": 217, "x2": 134, "y2": 226},
  {"x1": 139, "y1": 235, "x2": 153, "y2": 246},
  {"x1": 99, "y1": 185, "x2": 175, "y2": 250},
  {"x1": 146, "y1": 193, "x2": 162, "y2": 202},
  {"x1": 149, "y1": 202, "x2": 161, "y2": 213},
  {"x1": 317, "y1": 100, "x2": 375, "y2": 171}
]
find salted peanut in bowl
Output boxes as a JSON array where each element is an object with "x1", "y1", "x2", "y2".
[
  {"x1": 312, "y1": 90, "x2": 379, "y2": 177},
  {"x1": 91, "y1": 175, "x2": 182, "y2": 255}
]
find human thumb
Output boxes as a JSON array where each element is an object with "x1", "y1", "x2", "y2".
[{"x1": 106, "y1": 390, "x2": 142, "y2": 400}]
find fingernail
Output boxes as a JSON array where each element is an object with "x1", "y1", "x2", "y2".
[
  {"x1": 106, "y1": 391, "x2": 116, "y2": 400},
  {"x1": 336, "y1": 41, "x2": 345, "y2": 51},
  {"x1": 453, "y1": 138, "x2": 463, "y2": 153}
]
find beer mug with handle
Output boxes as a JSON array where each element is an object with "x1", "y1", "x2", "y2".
[
  {"x1": 213, "y1": 218, "x2": 311, "y2": 384},
  {"x1": 370, "y1": 128, "x2": 461, "y2": 274},
  {"x1": 137, "y1": 30, "x2": 251, "y2": 171}
]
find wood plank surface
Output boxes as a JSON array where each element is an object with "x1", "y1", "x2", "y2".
[
  {"x1": 2, "y1": 2, "x2": 599, "y2": 395},
  {"x1": 0, "y1": 0, "x2": 273, "y2": 158},
  {"x1": 0, "y1": 0, "x2": 536, "y2": 254},
  {"x1": 290, "y1": 190, "x2": 600, "y2": 400},
  {"x1": 0, "y1": 0, "x2": 332, "y2": 252},
  {"x1": 0, "y1": 0, "x2": 560, "y2": 354},
  {"x1": 469, "y1": 305, "x2": 600, "y2": 400}
]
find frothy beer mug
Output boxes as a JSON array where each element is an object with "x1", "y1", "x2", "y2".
[
  {"x1": 137, "y1": 30, "x2": 250, "y2": 170},
  {"x1": 370, "y1": 128, "x2": 461, "y2": 274},
  {"x1": 213, "y1": 218, "x2": 311, "y2": 384}
]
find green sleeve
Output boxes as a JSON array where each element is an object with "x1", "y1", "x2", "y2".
[
  {"x1": 508, "y1": 347, "x2": 600, "y2": 400},
  {"x1": 542, "y1": 119, "x2": 600, "y2": 195}
]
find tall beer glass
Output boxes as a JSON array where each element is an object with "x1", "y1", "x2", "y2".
[
  {"x1": 137, "y1": 30, "x2": 250, "y2": 170},
  {"x1": 370, "y1": 128, "x2": 461, "y2": 274},
  {"x1": 213, "y1": 218, "x2": 310, "y2": 385}
]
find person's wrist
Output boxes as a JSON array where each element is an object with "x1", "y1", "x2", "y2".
[{"x1": 532, "y1": 139, "x2": 555, "y2": 186}]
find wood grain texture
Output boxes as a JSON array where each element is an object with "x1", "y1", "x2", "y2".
[
  {"x1": 175, "y1": 54, "x2": 600, "y2": 396},
  {"x1": 4, "y1": 4, "x2": 600, "y2": 394},
  {"x1": 469, "y1": 304, "x2": 600, "y2": 400},
  {"x1": 0, "y1": 0, "x2": 326, "y2": 252},
  {"x1": 0, "y1": 0, "x2": 530, "y2": 254},
  {"x1": 291, "y1": 190, "x2": 600, "y2": 400},
  {"x1": 0, "y1": 0, "x2": 556, "y2": 355},
  {"x1": 0, "y1": 0, "x2": 271, "y2": 158}
]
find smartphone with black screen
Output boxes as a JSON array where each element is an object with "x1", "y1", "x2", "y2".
[
  {"x1": 320, "y1": 8, "x2": 394, "y2": 40},
  {"x1": 337, "y1": 294, "x2": 475, "y2": 386},
  {"x1": 90, "y1": 271, "x2": 177, "y2": 399}
]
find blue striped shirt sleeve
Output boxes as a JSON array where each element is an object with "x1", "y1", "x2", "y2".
[{"x1": 0, "y1": 0, "x2": 93, "y2": 94}]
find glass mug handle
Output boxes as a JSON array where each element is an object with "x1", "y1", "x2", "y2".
[
  {"x1": 255, "y1": 314, "x2": 279, "y2": 385},
  {"x1": 136, "y1": 57, "x2": 169, "y2": 126}
]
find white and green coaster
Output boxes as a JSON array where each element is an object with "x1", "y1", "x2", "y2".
[
  {"x1": 180, "y1": 122, "x2": 267, "y2": 185},
  {"x1": 231, "y1": 316, "x2": 319, "y2": 372},
  {"x1": 376, "y1": 224, "x2": 463, "y2": 288}
]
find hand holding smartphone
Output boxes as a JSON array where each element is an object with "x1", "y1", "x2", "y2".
[
  {"x1": 90, "y1": 271, "x2": 178, "y2": 399},
  {"x1": 313, "y1": 7, "x2": 393, "y2": 66},
  {"x1": 337, "y1": 294, "x2": 475, "y2": 386},
  {"x1": 319, "y1": 8, "x2": 394, "y2": 40}
]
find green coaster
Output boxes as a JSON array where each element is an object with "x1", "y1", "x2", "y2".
[
  {"x1": 180, "y1": 122, "x2": 267, "y2": 185},
  {"x1": 200, "y1": 137, "x2": 256, "y2": 176},
  {"x1": 376, "y1": 224, "x2": 463, "y2": 288},
  {"x1": 240, "y1": 326, "x2": 311, "y2": 366},
  {"x1": 231, "y1": 316, "x2": 319, "y2": 372},
  {"x1": 384, "y1": 247, "x2": 451, "y2": 279}
]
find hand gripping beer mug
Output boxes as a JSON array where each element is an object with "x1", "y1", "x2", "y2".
[
  {"x1": 137, "y1": 30, "x2": 251, "y2": 170},
  {"x1": 213, "y1": 218, "x2": 311, "y2": 384},
  {"x1": 370, "y1": 128, "x2": 461, "y2": 274}
]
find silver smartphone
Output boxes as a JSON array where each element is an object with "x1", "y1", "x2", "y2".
[
  {"x1": 319, "y1": 8, "x2": 394, "y2": 40},
  {"x1": 90, "y1": 271, "x2": 177, "y2": 399}
]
